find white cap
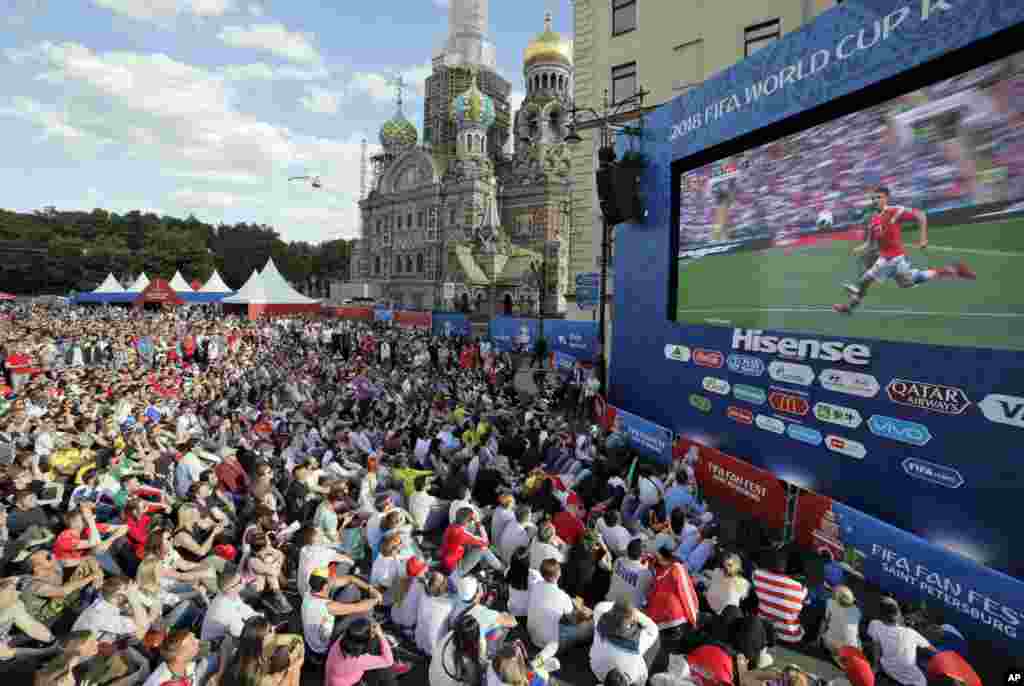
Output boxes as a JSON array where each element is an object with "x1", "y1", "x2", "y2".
[{"x1": 456, "y1": 576, "x2": 480, "y2": 602}]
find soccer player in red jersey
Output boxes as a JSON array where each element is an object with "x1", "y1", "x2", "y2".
[{"x1": 834, "y1": 186, "x2": 976, "y2": 314}]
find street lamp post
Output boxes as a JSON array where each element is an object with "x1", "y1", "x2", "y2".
[
  {"x1": 563, "y1": 87, "x2": 648, "y2": 397},
  {"x1": 529, "y1": 257, "x2": 547, "y2": 343},
  {"x1": 435, "y1": 183, "x2": 448, "y2": 310}
]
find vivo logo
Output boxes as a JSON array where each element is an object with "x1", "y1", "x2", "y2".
[
  {"x1": 732, "y1": 329, "x2": 871, "y2": 365},
  {"x1": 727, "y1": 354, "x2": 765, "y2": 377},
  {"x1": 868, "y1": 415, "x2": 932, "y2": 447},
  {"x1": 787, "y1": 423, "x2": 823, "y2": 446}
]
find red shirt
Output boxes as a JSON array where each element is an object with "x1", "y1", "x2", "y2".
[
  {"x1": 53, "y1": 524, "x2": 110, "y2": 562},
  {"x1": 124, "y1": 513, "x2": 152, "y2": 560},
  {"x1": 439, "y1": 524, "x2": 487, "y2": 573},
  {"x1": 646, "y1": 561, "x2": 700, "y2": 629},
  {"x1": 687, "y1": 644, "x2": 734, "y2": 686},
  {"x1": 551, "y1": 511, "x2": 585, "y2": 547},
  {"x1": 870, "y1": 205, "x2": 916, "y2": 258}
]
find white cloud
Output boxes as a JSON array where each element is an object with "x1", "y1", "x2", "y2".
[
  {"x1": 91, "y1": 0, "x2": 236, "y2": 21},
  {"x1": 247, "y1": 2, "x2": 263, "y2": 16},
  {"x1": 433, "y1": 0, "x2": 449, "y2": 8},
  {"x1": 220, "y1": 62, "x2": 329, "y2": 81},
  {"x1": 5, "y1": 40, "x2": 372, "y2": 241},
  {"x1": 348, "y1": 62, "x2": 432, "y2": 105},
  {"x1": 508, "y1": 89, "x2": 525, "y2": 116},
  {"x1": 217, "y1": 23, "x2": 321, "y2": 64},
  {"x1": 300, "y1": 86, "x2": 341, "y2": 114}
]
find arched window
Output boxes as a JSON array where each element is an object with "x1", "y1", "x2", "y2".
[
  {"x1": 374, "y1": 256, "x2": 381, "y2": 274},
  {"x1": 395, "y1": 256, "x2": 401, "y2": 273},
  {"x1": 534, "y1": 75, "x2": 540, "y2": 91},
  {"x1": 397, "y1": 215, "x2": 402, "y2": 229},
  {"x1": 542, "y1": 73, "x2": 548, "y2": 90},
  {"x1": 406, "y1": 256, "x2": 413, "y2": 272},
  {"x1": 450, "y1": 207, "x2": 457, "y2": 225},
  {"x1": 416, "y1": 254, "x2": 424, "y2": 272},
  {"x1": 407, "y1": 213, "x2": 413, "y2": 227},
  {"x1": 417, "y1": 211, "x2": 424, "y2": 227},
  {"x1": 376, "y1": 219, "x2": 382, "y2": 235}
]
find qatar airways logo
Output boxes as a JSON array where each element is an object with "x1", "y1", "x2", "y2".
[{"x1": 731, "y1": 329, "x2": 871, "y2": 366}]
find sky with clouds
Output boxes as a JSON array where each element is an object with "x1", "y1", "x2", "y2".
[{"x1": 0, "y1": 0, "x2": 571, "y2": 243}]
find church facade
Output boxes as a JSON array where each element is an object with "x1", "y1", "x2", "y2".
[{"x1": 352, "y1": 3, "x2": 573, "y2": 316}]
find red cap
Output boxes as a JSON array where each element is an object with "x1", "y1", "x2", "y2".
[
  {"x1": 842, "y1": 653, "x2": 875, "y2": 686},
  {"x1": 406, "y1": 557, "x2": 428, "y2": 577},
  {"x1": 567, "y1": 493, "x2": 582, "y2": 508}
]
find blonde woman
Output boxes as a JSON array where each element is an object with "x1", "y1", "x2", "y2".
[
  {"x1": 819, "y1": 585, "x2": 862, "y2": 662},
  {"x1": 703, "y1": 553, "x2": 751, "y2": 616},
  {"x1": 487, "y1": 643, "x2": 555, "y2": 686},
  {"x1": 173, "y1": 505, "x2": 229, "y2": 578},
  {"x1": 135, "y1": 555, "x2": 208, "y2": 630}
]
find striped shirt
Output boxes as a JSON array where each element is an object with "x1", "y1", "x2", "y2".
[{"x1": 752, "y1": 568, "x2": 807, "y2": 642}]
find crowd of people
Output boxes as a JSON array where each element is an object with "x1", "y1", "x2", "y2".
[{"x1": 0, "y1": 303, "x2": 984, "y2": 686}]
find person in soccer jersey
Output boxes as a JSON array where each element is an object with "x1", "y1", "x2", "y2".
[
  {"x1": 833, "y1": 186, "x2": 977, "y2": 314},
  {"x1": 841, "y1": 198, "x2": 882, "y2": 293}
]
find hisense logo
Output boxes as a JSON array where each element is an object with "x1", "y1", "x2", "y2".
[{"x1": 732, "y1": 329, "x2": 871, "y2": 366}]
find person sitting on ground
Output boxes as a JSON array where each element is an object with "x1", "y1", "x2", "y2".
[
  {"x1": 527, "y1": 558, "x2": 595, "y2": 656},
  {"x1": 868, "y1": 597, "x2": 935, "y2": 686},
  {"x1": 409, "y1": 475, "x2": 448, "y2": 533},
  {"x1": 450, "y1": 575, "x2": 518, "y2": 657},
  {"x1": 505, "y1": 544, "x2": 542, "y2": 618},
  {"x1": 324, "y1": 617, "x2": 410, "y2": 686},
  {"x1": 72, "y1": 576, "x2": 159, "y2": 642},
  {"x1": 497, "y1": 506, "x2": 533, "y2": 567},
  {"x1": 416, "y1": 571, "x2": 457, "y2": 657},
  {"x1": 440, "y1": 507, "x2": 503, "y2": 578},
  {"x1": 243, "y1": 532, "x2": 292, "y2": 615},
  {"x1": 597, "y1": 510, "x2": 632, "y2": 559},
  {"x1": 607, "y1": 538, "x2": 653, "y2": 609},
  {"x1": 819, "y1": 585, "x2": 862, "y2": 665},
  {"x1": 301, "y1": 567, "x2": 383, "y2": 658},
  {"x1": 219, "y1": 615, "x2": 304, "y2": 686},
  {"x1": 391, "y1": 556, "x2": 429, "y2": 634},
  {"x1": 528, "y1": 522, "x2": 565, "y2": 571},
  {"x1": 590, "y1": 598, "x2": 661, "y2": 686},
  {"x1": 752, "y1": 550, "x2": 808, "y2": 645},
  {"x1": 429, "y1": 613, "x2": 486, "y2": 686},
  {"x1": 20, "y1": 541, "x2": 104, "y2": 631},
  {"x1": 704, "y1": 552, "x2": 751, "y2": 618}
]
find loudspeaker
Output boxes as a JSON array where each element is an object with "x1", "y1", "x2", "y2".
[
  {"x1": 595, "y1": 167, "x2": 625, "y2": 225},
  {"x1": 596, "y1": 166, "x2": 642, "y2": 225}
]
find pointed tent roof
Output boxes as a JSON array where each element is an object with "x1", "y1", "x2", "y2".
[
  {"x1": 93, "y1": 273, "x2": 124, "y2": 293},
  {"x1": 126, "y1": 272, "x2": 150, "y2": 292},
  {"x1": 199, "y1": 270, "x2": 232, "y2": 293},
  {"x1": 221, "y1": 269, "x2": 262, "y2": 303},
  {"x1": 223, "y1": 258, "x2": 319, "y2": 304},
  {"x1": 168, "y1": 271, "x2": 192, "y2": 292},
  {"x1": 133, "y1": 278, "x2": 184, "y2": 306}
]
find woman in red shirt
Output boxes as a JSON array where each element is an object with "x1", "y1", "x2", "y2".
[
  {"x1": 53, "y1": 506, "x2": 131, "y2": 577},
  {"x1": 439, "y1": 507, "x2": 504, "y2": 576}
]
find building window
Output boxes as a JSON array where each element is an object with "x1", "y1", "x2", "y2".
[
  {"x1": 376, "y1": 219, "x2": 382, "y2": 235},
  {"x1": 745, "y1": 19, "x2": 781, "y2": 57},
  {"x1": 611, "y1": 62, "x2": 637, "y2": 104},
  {"x1": 417, "y1": 211, "x2": 424, "y2": 227},
  {"x1": 406, "y1": 256, "x2": 413, "y2": 272},
  {"x1": 417, "y1": 254, "x2": 424, "y2": 273},
  {"x1": 395, "y1": 256, "x2": 401, "y2": 273},
  {"x1": 374, "y1": 256, "x2": 381, "y2": 274},
  {"x1": 397, "y1": 215, "x2": 402, "y2": 229},
  {"x1": 612, "y1": 0, "x2": 637, "y2": 36},
  {"x1": 450, "y1": 207, "x2": 457, "y2": 225},
  {"x1": 407, "y1": 213, "x2": 413, "y2": 227}
]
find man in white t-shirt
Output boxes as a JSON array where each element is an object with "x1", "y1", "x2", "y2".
[
  {"x1": 490, "y1": 494, "x2": 517, "y2": 546},
  {"x1": 528, "y1": 523, "x2": 567, "y2": 571},
  {"x1": 527, "y1": 559, "x2": 594, "y2": 655},
  {"x1": 867, "y1": 598, "x2": 934, "y2": 686},
  {"x1": 409, "y1": 475, "x2": 448, "y2": 533},
  {"x1": 73, "y1": 577, "x2": 156, "y2": 641},
  {"x1": 597, "y1": 511, "x2": 632, "y2": 557},
  {"x1": 498, "y1": 506, "x2": 534, "y2": 565},
  {"x1": 590, "y1": 599, "x2": 660, "y2": 685},
  {"x1": 200, "y1": 569, "x2": 260, "y2": 643},
  {"x1": 301, "y1": 568, "x2": 382, "y2": 656},
  {"x1": 415, "y1": 572, "x2": 456, "y2": 656}
]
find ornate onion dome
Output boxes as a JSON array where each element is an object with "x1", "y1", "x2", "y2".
[
  {"x1": 523, "y1": 12, "x2": 572, "y2": 67},
  {"x1": 451, "y1": 72, "x2": 496, "y2": 130},
  {"x1": 379, "y1": 77, "x2": 418, "y2": 152}
]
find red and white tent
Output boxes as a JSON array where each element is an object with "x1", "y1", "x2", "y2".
[
  {"x1": 168, "y1": 271, "x2": 192, "y2": 292},
  {"x1": 199, "y1": 270, "x2": 232, "y2": 294},
  {"x1": 222, "y1": 258, "x2": 320, "y2": 318}
]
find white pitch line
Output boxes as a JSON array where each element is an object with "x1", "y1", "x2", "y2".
[
  {"x1": 677, "y1": 307, "x2": 1024, "y2": 318},
  {"x1": 925, "y1": 245, "x2": 1024, "y2": 258}
]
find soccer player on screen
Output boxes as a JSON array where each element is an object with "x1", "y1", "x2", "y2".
[
  {"x1": 841, "y1": 196, "x2": 881, "y2": 293},
  {"x1": 833, "y1": 186, "x2": 977, "y2": 314},
  {"x1": 709, "y1": 175, "x2": 738, "y2": 242}
]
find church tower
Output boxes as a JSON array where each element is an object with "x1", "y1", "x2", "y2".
[{"x1": 424, "y1": 0, "x2": 510, "y2": 166}]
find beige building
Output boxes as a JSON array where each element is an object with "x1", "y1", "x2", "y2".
[{"x1": 566, "y1": 0, "x2": 840, "y2": 319}]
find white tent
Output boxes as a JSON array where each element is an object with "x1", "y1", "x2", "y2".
[
  {"x1": 168, "y1": 271, "x2": 192, "y2": 292},
  {"x1": 125, "y1": 273, "x2": 150, "y2": 292},
  {"x1": 222, "y1": 258, "x2": 319, "y2": 305},
  {"x1": 92, "y1": 273, "x2": 124, "y2": 293},
  {"x1": 199, "y1": 270, "x2": 232, "y2": 293}
]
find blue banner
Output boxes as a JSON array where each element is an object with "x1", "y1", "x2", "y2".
[
  {"x1": 373, "y1": 308, "x2": 393, "y2": 322},
  {"x1": 432, "y1": 313, "x2": 471, "y2": 338},
  {"x1": 831, "y1": 502, "x2": 1024, "y2": 651},
  {"x1": 553, "y1": 351, "x2": 577, "y2": 371},
  {"x1": 544, "y1": 320, "x2": 599, "y2": 361},
  {"x1": 610, "y1": 405, "x2": 674, "y2": 466},
  {"x1": 489, "y1": 317, "x2": 538, "y2": 353}
]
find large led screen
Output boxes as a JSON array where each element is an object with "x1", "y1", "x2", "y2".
[{"x1": 676, "y1": 51, "x2": 1024, "y2": 351}]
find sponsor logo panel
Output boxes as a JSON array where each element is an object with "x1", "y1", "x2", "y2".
[
  {"x1": 769, "y1": 391, "x2": 809, "y2": 416},
  {"x1": 819, "y1": 369, "x2": 880, "y2": 398},
  {"x1": 755, "y1": 414, "x2": 786, "y2": 434},
  {"x1": 868, "y1": 415, "x2": 933, "y2": 447},
  {"x1": 702, "y1": 377, "x2": 731, "y2": 395},
  {"x1": 978, "y1": 394, "x2": 1024, "y2": 429},
  {"x1": 825, "y1": 435, "x2": 867, "y2": 459},
  {"x1": 664, "y1": 344, "x2": 691, "y2": 362},
  {"x1": 733, "y1": 384, "x2": 767, "y2": 405},
  {"x1": 768, "y1": 360, "x2": 815, "y2": 387},
  {"x1": 694, "y1": 349, "x2": 725, "y2": 368},
  {"x1": 727, "y1": 406, "x2": 754, "y2": 424},
  {"x1": 731, "y1": 328, "x2": 871, "y2": 365},
  {"x1": 727, "y1": 354, "x2": 765, "y2": 377},
  {"x1": 814, "y1": 402, "x2": 863, "y2": 429},
  {"x1": 902, "y1": 458, "x2": 964, "y2": 489},
  {"x1": 787, "y1": 423, "x2": 823, "y2": 446},
  {"x1": 886, "y1": 379, "x2": 970, "y2": 415},
  {"x1": 689, "y1": 394, "x2": 712, "y2": 413}
]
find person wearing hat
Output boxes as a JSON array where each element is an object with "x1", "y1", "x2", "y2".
[
  {"x1": 867, "y1": 597, "x2": 934, "y2": 686},
  {"x1": 391, "y1": 556, "x2": 429, "y2": 633},
  {"x1": 735, "y1": 658, "x2": 812, "y2": 686}
]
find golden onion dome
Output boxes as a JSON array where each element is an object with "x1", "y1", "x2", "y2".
[{"x1": 524, "y1": 12, "x2": 572, "y2": 67}]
